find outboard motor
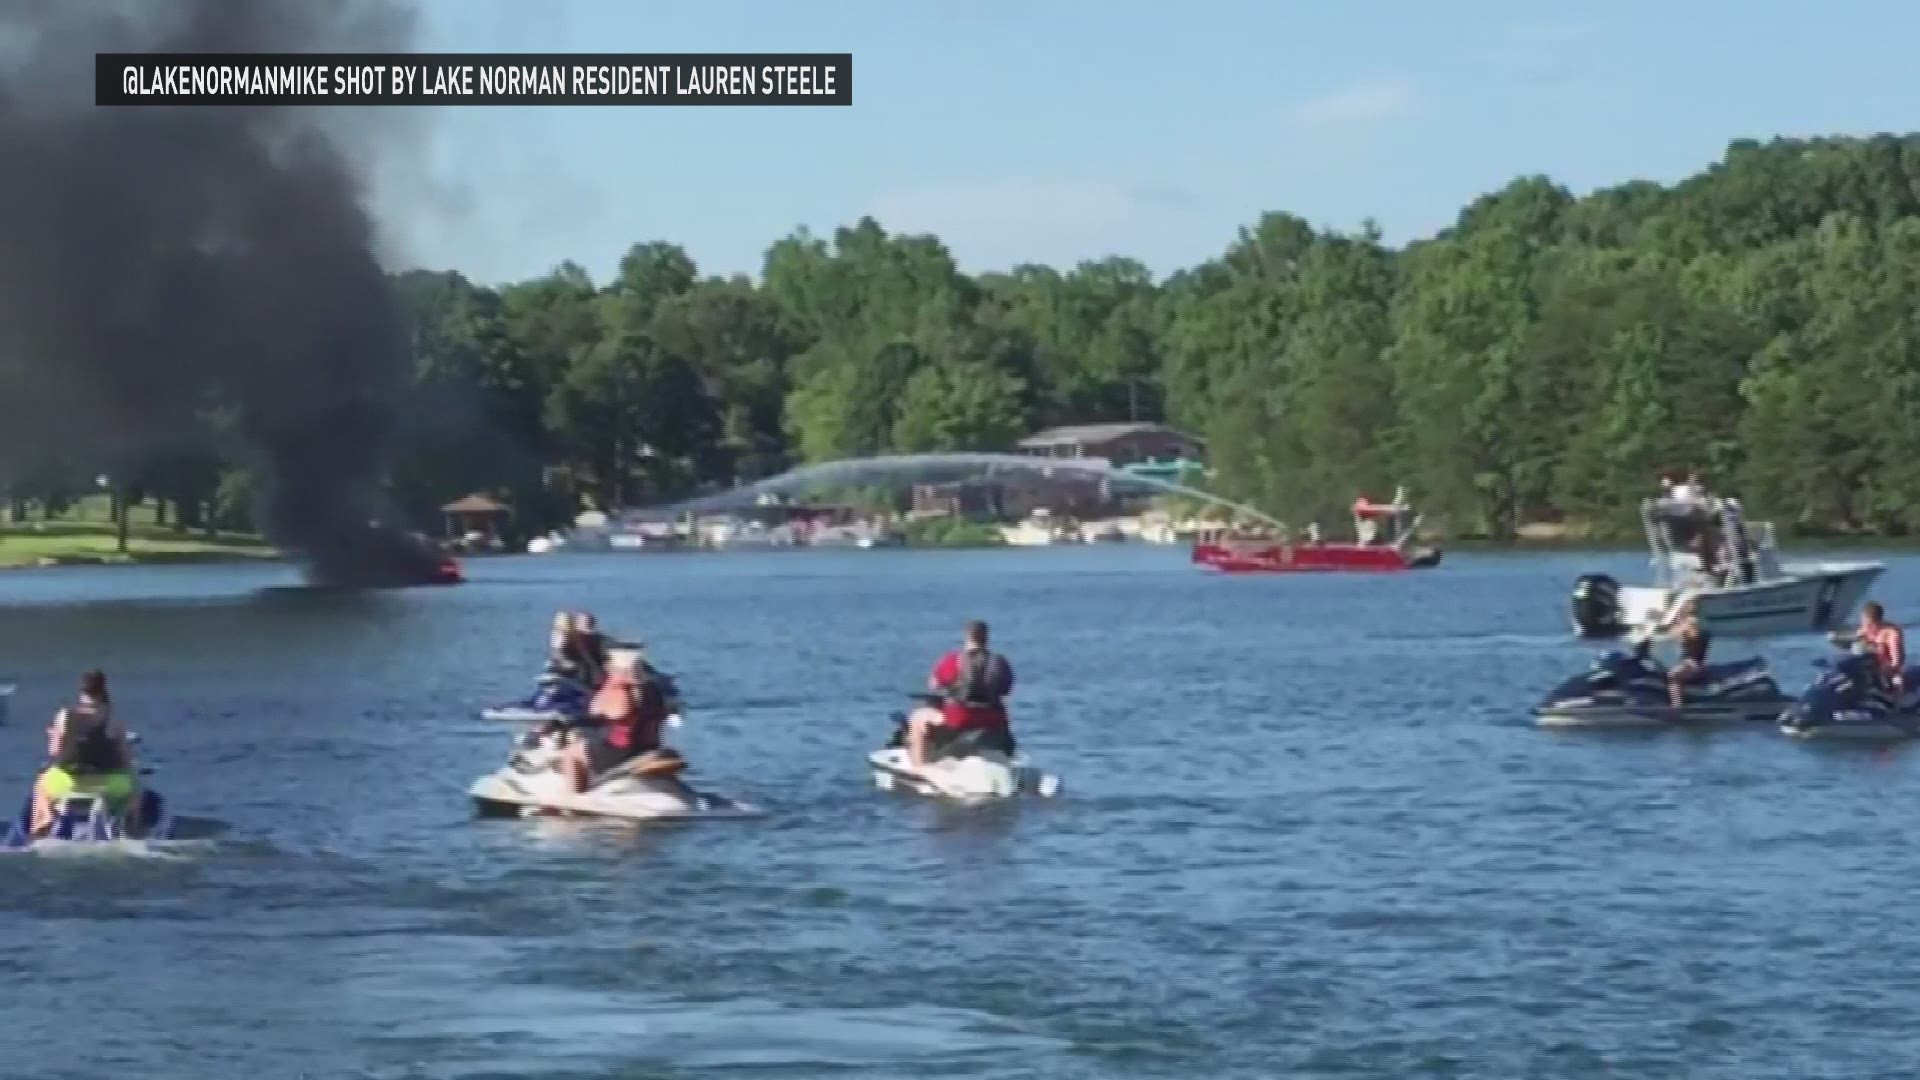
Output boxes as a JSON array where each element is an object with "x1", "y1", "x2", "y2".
[{"x1": 1570, "y1": 573, "x2": 1625, "y2": 638}]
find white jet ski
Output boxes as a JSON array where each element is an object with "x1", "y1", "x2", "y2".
[
  {"x1": 868, "y1": 696, "x2": 1060, "y2": 801},
  {"x1": 468, "y1": 718, "x2": 761, "y2": 822}
]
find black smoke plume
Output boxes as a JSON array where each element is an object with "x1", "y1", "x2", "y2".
[{"x1": 0, "y1": 0, "x2": 452, "y2": 586}]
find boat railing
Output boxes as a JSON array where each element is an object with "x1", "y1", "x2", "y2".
[
  {"x1": 1640, "y1": 499, "x2": 1673, "y2": 586},
  {"x1": 1395, "y1": 513, "x2": 1423, "y2": 549}
]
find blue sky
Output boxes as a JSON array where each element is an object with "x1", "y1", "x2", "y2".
[{"x1": 388, "y1": 0, "x2": 1920, "y2": 286}]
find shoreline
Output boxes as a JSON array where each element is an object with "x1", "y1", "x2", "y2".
[
  {"x1": 0, "y1": 521, "x2": 280, "y2": 571},
  {"x1": 6, "y1": 533, "x2": 1916, "y2": 571},
  {"x1": 0, "y1": 549, "x2": 283, "y2": 571}
]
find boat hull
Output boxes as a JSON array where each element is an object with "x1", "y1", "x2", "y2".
[
  {"x1": 867, "y1": 747, "x2": 1060, "y2": 800},
  {"x1": 1780, "y1": 717, "x2": 1916, "y2": 741},
  {"x1": 1616, "y1": 562, "x2": 1883, "y2": 639},
  {"x1": 468, "y1": 769, "x2": 762, "y2": 821},
  {"x1": 1535, "y1": 700, "x2": 1788, "y2": 729},
  {"x1": 1191, "y1": 542, "x2": 1441, "y2": 573}
]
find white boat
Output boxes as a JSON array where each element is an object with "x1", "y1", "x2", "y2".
[
  {"x1": 808, "y1": 521, "x2": 897, "y2": 549},
  {"x1": 1570, "y1": 492, "x2": 1883, "y2": 641},
  {"x1": 697, "y1": 517, "x2": 797, "y2": 550},
  {"x1": 0, "y1": 681, "x2": 13, "y2": 725},
  {"x1": 1000, "y1": 511, "x2": 1068, "y2": 547}
]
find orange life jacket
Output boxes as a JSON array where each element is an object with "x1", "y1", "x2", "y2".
[{"x1": 1866, "y1": 622, "x2": 1905, "y2": 676}]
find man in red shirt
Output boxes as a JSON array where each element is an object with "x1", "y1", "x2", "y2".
[{"x1": 906, "y1": 620, "x2": 1015, "y2": 770}]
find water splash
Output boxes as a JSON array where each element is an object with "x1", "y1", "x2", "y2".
[{"x1": 639, "y1": 452, "x2": 1284, "y2": 529}]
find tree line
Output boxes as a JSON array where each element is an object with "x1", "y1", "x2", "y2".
[{"x1": 12, "y1": 133, "x2": 1920, "y2": 542}]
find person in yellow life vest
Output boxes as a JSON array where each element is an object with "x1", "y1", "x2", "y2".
[{"x1": 30, "y1": 670, "x2": 138, "y2": 837}]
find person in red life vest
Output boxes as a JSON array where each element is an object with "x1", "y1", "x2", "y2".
[
  {"x1": 1834, "y1": 601, "x2": 1907, "y2": 694},
  {"x1": 562, "y1": 644, "x2": 675, "y2": 791},
  {"x1": 905, "y1": 619, "x2": 1016, "y2": 770}
]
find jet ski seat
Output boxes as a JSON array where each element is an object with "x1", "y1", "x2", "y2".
[
  {"x1": 1697, "y1": 657, "x2": 1769, "y2": 681},
  {"x1": 588, "y1": 747, "x2": 687, "y2": 787},
  {"x1": 879, "y1": 716, "x2": 1015, "y2": 759}
]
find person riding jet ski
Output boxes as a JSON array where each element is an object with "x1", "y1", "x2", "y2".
[
  {"x1": 1666, "y1": 599, "x2": 1711, "y2": 707},
  {"x1": 559, "y1": 644, "x2": 679, "y2": 792},
  {"x1": 1831, "y1": 601, "x2": 1905, "y2": 694},
  {"x1": 904, "y1": 620, "x2": 1016, "y2": 770},
  {"x1": 29, "y1": 670, "x2": 139, "y2": 838},
  {"x1": 561, "y1": 612, "x2": 610, "y2": 690}
]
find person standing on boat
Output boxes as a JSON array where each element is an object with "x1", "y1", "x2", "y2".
[
  {"x1": 1833, "y1": 601, "x2": 1905, "y2": 694},
  {"x1": 1353, "y1": 497, "x2": 1379, "y2": 546},
  {"x1": 1666, "y1": 599, "x2": 1712, "y2": 708}
]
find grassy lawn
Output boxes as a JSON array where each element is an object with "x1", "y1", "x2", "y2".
[{"x1": 0, "y1": 497, "x2": 277, "y2": 568}]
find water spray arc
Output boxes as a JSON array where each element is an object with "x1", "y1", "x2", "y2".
[{"x1": 642, "y1": 452, "x2": 1286, "y2": 531}]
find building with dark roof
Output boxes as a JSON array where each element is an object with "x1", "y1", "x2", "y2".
[{"x1": 1015, "y1": 422, "x2": 1206, "y2": 468}]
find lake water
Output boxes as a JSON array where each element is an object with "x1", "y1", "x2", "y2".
[{"x1": 3, "y1": 546, "x2": 1920, "y2": 1079}]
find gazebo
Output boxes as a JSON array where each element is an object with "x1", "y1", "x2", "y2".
[{"x1": 442, "y1": 494, "x2": 511, "y2": 545}]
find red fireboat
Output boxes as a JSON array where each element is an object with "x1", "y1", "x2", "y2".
[{"x1": 1191, "y1": 489, "x2": 1442, "y2": 574}]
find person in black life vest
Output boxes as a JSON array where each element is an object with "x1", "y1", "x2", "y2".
[
  {"x1": 1667, "y1": 598, "x2": 1712, "y2": 708},
  {"x1": 906, "y1": 620, "x2": 1016, "y2": 770},
  {"x1": 30, "y1": 670, "x2": 139, "y2": 836},
  {"x1": 562, "y1": 612, "x2": 609, "y2": 692},
  {"x1": 544, "y1": 611, "x2": 582, "y2": 679}
]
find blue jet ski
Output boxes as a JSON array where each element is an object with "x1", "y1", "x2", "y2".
[
  {"x1": 481, "y1": 672, "x2": 590, "y2": 724},
  {"x1": 1533, "y1": 643, "x2": 1791, "y2": 728},
  {"x1": 2, "y1": 779, "x2": 172, "y2": 849},
  {"x1": 1780, "y1": 647, "x2": 1920, "y2": 740}
]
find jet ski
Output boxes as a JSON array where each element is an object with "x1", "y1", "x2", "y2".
[
  {"x1": 0, "y1": 681, "x2": 14, "y2": 725},
  {"x1": 467, "y1": 716, "x2": 760, "y2": 821},
  {"x1": 480, "y1": 672, "x2": 590, "y2": 724},
  {"x1": 1780, "y1": 646, "x2": 1920, "y2": 741},
  {"x1": 2, "y1": 786, "x2": 172, "y2": 849},
  {"x1": 1, "y1": 735, "x2": 173, "y2": 850},
  {"x1": 1533, "y1": 642, "x2": 1791, "y2": 728},
  {"x1": 868, "y1": 695, "x2": 1061, "y2": 800}
]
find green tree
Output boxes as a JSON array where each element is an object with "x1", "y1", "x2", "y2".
[{"x1": 891, "y1": 360, "x2": 1029, "y2": 453}]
